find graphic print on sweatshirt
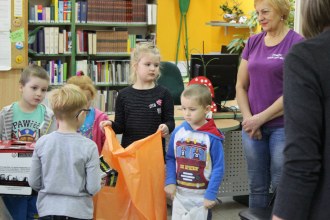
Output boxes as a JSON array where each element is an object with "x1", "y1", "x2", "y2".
[{"x1": 175, "y1": 138, "x2": 209, "y2": 189}]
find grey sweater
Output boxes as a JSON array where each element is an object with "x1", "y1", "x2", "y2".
[{"x1": 29, "y1": 131, "x2": 101, "y2": 219}]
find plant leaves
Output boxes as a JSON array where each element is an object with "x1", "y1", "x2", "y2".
[{"x1": 28, "y1": 26, "x2": 44, "y2": 44}]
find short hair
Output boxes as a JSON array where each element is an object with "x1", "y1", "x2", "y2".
[
  {"x1": 181, "y1": 84, "x2": 212, "y2": 107},
  {"x1": 49, "y1": 84, "x2": 87, "y2": 120},
  {"x1": 66, "y1": 75, "x2": 97, "y2": 100},
  {"x1": 20, "y1": 64, "x2": 49, "y2": 86},
  {"x1": 129, "y1": 43, "x2": 161, "y2": 84},
  {"x1": 254, "y1": 0, "x2": 290, "y2": 20},
  {"x1": 301, "y1": 0, "x2": 330, "y2": 39}
]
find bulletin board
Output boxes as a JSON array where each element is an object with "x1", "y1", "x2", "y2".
[
  {"x1": 0, "y1": 0, "x2": 28, "y2": 70},
  {"x1": 10, "y1": 0, "x2": 28, "y2": 69}
]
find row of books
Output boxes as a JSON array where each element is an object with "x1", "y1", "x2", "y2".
[
  {"x1": 77, "y1": 30, "x2": 129, "y2": 54},
  {"x1": 93, "y1": 90, "x2": 118, "y2": 114},
  {"x1": 30, "y1": 60, "x2": 68, "y2": 85},
  {"x1": 76, "y1": 60, "x2": 130, "y2": 85},
  {"x1": 86, "y1": 0, "x2": 148, "y2": 23},
  {"x1": 29, "y1": 0, "x2": 72, "y2": 23},
  {"x1": 29, "y1": 28, "x2": 72, "y2": 55}
]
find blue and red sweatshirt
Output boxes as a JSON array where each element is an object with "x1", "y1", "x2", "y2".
[{"x1": 165, "y1": 119, "x2": 225, "y2": 200}]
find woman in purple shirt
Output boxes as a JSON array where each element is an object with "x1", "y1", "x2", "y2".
[{"x1": 235, "y1": 0, "x2": 303, "y2": 208}]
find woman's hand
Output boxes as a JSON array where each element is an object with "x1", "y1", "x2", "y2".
[
  {"x1": 99, "y1": 120, "x2": 112, "y2": 133},
  {"x1": 204, "y1": 199, "x2": 217, "y2": 209},
  {"x1": 242, "y1": 114, "x2": 264, "y2": 139},
  {"x1": 158, "y1": 124, "x2": 169, "y2": 138},
  {"x1": 164, "y1": 184, "x2": 176, "y2": 200}
]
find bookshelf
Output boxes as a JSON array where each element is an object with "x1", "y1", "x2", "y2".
[{"x1": 28, "y1": 0, "x2": 157, "y2": 86}]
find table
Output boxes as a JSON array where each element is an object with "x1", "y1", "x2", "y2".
[
  {"x1": 175, "y1": 119, "x2": 240, "y2": 133},
  {"x1": 174, "y1": 100, "x2": 241, "y2": 120}
]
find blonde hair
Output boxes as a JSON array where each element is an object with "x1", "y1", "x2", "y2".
[
  {"x1": 20, "y1": 64, "x2": 49, "y2": 86},
  {"x1": 49, "y1": 84, "x2": 87, "y2": 120},
  {"x1": 301, "y1": 0, "x2": 330, "y2": 39},
  {"x1": 66, "y1": 75, "x2": 97, "y2": 100},
  {"x1": 254, "y1": 0, "x2": 290, "y2": 20},
  {"x1": 129, "y1": 43, "x2": 161, "y2": 84},
  {"x1": 181, "y1": 84, "x2": 212, "y2": 107}
]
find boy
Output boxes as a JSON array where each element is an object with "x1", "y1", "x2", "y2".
[
  {"x1": 0, "y1": 64, "x2": 56, "y2": 219},
  {"x1": 165, "y1": 84, "x2": 225, "y2": 220},
  {"x1": 28, "y1": 84, "x2": 101, "y2": 219}
]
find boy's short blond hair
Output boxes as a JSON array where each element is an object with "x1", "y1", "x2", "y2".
[
  {"x1": 20, "y1": 64, "x2": 49, "y2": 86},
  {"x1": 67, "y1": 75, "x2": 97, "y2": 100},
  {"x1": 49, "y1": 84, "x2": 87, "y2": 120},
  {"x1": 181, "y1": 84, "x2": 212, "y2": 107}
]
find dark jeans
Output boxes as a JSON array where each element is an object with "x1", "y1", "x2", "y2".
[{"x1": 39, "y1": 216, "x2": 92, "y2": 220}]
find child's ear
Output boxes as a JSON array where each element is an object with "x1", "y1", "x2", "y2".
[
  {"x1": 19, "y1": 83, "x2": 24, "y2": 92},
  {"x1": 205, "y1": 105, "x2": 211, "y2": 113}
]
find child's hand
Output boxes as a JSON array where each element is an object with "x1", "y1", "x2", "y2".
[
  {"x1": 204, "y1": 199, "x2": 217, "y2": 209},
  {"x1": 99, "y1": 120, "x2": 112, "y2": 133},
  {"x1": 158, "y1": 124, "x2": 169, "y2": 138},
  {"x1": 164, "y1": 184, "x2": 176, "y2": 200}
]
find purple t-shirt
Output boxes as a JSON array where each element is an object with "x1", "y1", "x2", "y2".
[{"x1": 241, "y1": 30, "x2": 303, "y2": 127}]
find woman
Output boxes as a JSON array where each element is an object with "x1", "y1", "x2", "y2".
[
  {"x1": 273, "y1": 0, "x2": 330, "y2": 219},
  {"x1": 235, "y1": 0, "x2": 303, "y2": 208}
]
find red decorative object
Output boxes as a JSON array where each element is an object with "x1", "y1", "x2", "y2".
[{"x1": 188, "y1": 76, "x2": 218, "y2": 112}]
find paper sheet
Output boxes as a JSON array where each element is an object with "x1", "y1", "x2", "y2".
[
  {"x1": 0, "y1": 32, "x2": 11, "y2": 71},
  {"x1": 14, "y1": 0, "x2": 23, "y2": 17},
  {"x1": 0, "y1": 0, "x2": 11, "y2": 31},
  {"x1": 0, "y1": 0, "x2": 11, "y2": 70}
]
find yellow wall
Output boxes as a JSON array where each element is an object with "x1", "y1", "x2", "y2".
[{"x1": 157, "y1": 0, "x2": 255, "y2": 62}]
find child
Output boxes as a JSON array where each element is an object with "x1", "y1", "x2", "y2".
[
  {"x1": 0, "y1": 64, "x2": 57, "y2": 220},
  {"x1": 67, "y1": 74, "x2": 109, "y2": 154},
  {"x1": 99, "y1": 43, "x2": 175, "y2": 152},
  {"x1": 164, "y1": 84, "x2": 225, "y2": 220},
  {"x1": 28, "y1": 84, "x2": 101, "y2": 219}
]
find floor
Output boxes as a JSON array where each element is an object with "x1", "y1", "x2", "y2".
[{"x1": 167, "y1": 196, "x2": 248, "y2": 220}]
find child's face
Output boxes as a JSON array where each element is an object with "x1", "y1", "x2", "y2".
[
  {"x1": 181, "y1": 96, "x2": 210, "y2": 129},
  {"x1": 20, "y1": 76, "x2": 48, "y2": 108},
  {"x1": 135, "y1": 53, "x2": 160, "y2": 84}
]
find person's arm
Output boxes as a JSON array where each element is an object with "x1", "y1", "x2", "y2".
[
  {"x1": 85, "y1": 144, "x2": 101, "y2": 195},
  {"x1": 272, "y1": 44, "x2": 322, "y2": 219},
  {"x1": 164, "y1": 132, "x2": 177, "y2": 199},
  {"x1": 111, "y1": 92, "x2": 125, "y2": 134},
  {"x1": 242, "y1": 96, "x2": 283, "y2": 137},
  {"x1": 236, "y1": 59, "x2": 261, "y2": 139},
  {"x1": 28, "y1": 144, "x2": 42, "y2": 191},
  {"x1": 162, "y1": 89, "x2": 175, "y2": 133},
  {"x1": 235, "y1": 59, "x2": 252, "y2": 120},
  {"x1": 204, "y1": 138, "x2": 225, "y2": 201},
  {"x1": 165, "y1": 132, "x2": 177, "y2": 185}
]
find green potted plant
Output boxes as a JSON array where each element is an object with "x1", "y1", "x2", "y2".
[{"x1": 219, "y1": 0, "x2": 244, "y2": 22}]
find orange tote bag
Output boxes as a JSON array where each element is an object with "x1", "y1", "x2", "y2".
[{"x1": 93, "y1": 127, "x2": 167, "y2": 220}]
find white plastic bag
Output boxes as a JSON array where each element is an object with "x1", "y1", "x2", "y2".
[{"x1": 172, "y1": 193, "x2": 208, "y2": 220}]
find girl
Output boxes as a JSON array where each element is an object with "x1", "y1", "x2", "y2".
[
  {"x1": 67, "y1": 74, "x2": 109, "y2": 154},
  {"x1": 100, "y1": 43, "x2": 175, "y2": 154}
]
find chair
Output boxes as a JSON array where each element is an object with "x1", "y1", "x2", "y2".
[{"x1": 157, "y1": 62, "x2": 185, "y2": 105}]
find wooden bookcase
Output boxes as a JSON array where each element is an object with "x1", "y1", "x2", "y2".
[
  {"x1": 28, "y1": 0, "x2": 157, "y2": 85},
  {"x1": 28, "y1": 0, "x2": 157, "y2": 113}
]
